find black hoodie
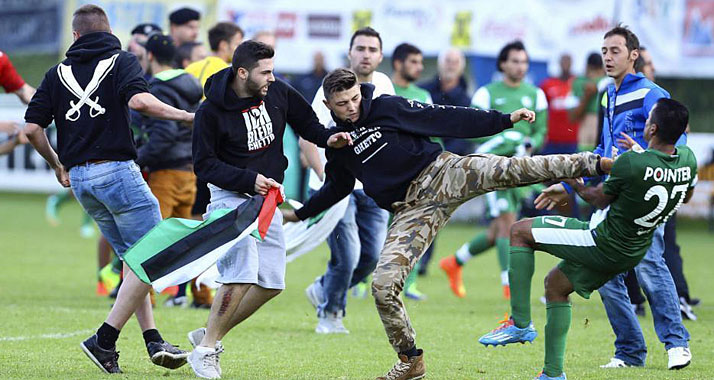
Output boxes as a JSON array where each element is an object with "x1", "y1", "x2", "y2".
[
  {"x1": 25, "y1": 32, "x2": 149, "y2": 169},
  {"x1": 295, "y1": 83, "x2": 513, "y2": 218},
  {"x1": 137, "y1": 69, "x2": 202, "y2": 172},
  {"x1": 192, "y1": 67, "x2": 334, "y2": 194}
]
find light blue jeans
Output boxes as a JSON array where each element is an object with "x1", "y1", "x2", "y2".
[
  {"x1": 318, "y1": 189, "x2": 389, "y2": 316},
  {"x1": 70, "y1": 160, "x2": 161, "y2": 257},
  {"x1": 598, "y1": 224, "x2": 690, "y2": 366}
]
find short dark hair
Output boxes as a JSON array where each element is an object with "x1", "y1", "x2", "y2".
[
  {"x1": 232, "y1": 40, "x2": 274, "y2": 73},
  {"x1": 392, "y1": 43, "x2": 422, "y2": 69},
  {"x1": 350, "y1": 27, "x2": 382, "y2": 51},
  {"x1": 587, "y1": 52, "x2": 603, "y2": 69},
  {"x1": 322, "y1": 68, "x2": 358, "y2": 100},
  {"x1": 175, "y1": 41, "x2": 203, "y2": 68},
  {"x1": 72, "y1": 4, "x2": 111, "y2": 35},
  {"x1": 604, "y1": 24, "x2": 639, "y2": 52},
  {"x1": 634, "y1": 45, "x2": 647, "y2": 73},
  {"x1": 208, "y1": 22, "x2": 244, "y2": 52},
  {"x1": 650, "y1": 98, "x2": 689, "y2": 144},
  {"x1": 497, "y1": 40, "x2": 526, "y2": 72}
]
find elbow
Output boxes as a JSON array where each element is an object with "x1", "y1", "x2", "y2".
[{"x1": 129, "y1": 94, "x2": 149, "y2": 113}]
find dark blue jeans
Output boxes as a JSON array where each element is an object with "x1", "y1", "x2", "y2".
[{"x1": 319, "y1": 190, "x2": 388, "y2": 315}]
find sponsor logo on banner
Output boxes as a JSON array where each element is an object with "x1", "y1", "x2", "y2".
[
  {"x1": 451, "y1": 10, "x2": 472, "y2": 48},
  {"x1": 308, "y1": 14, "x2": 341, "y2": 38},
  {"x1": 568, "y1": 15, "x2": 611, "y2": 35},
  {"x1": 276, "y1": 12, "x2": 297, "y2": 39},
  {"x1": 352, "y1": 10, "x2": 372, "y2": 32}
]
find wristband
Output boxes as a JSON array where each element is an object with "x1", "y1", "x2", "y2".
[{"x1": 560, "y1": 181, "x2": 573, "y2": 194}]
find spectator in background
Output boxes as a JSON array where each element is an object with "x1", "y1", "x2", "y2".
[
  {"x1": 175, "y1": 41, "x2": 207, "y2": 69},
  {"x1": 252, "y1": 30, "x2": 277, "y2": 49},
  {"x1": 292, "y1": 51, "x2": 327, "y2": 103},
  {"x1": 571, "y1": 52, "x2": 607, "y2": 152},
  {"x1": 0, "y1": 121, "x2": 28, "y2": 156},
  {"x1": 185, "y1": 22, "x2": 243, "y2": 94},
  {"x1": 636, "y1": 46, "x2": 655, "y2": 81},
  {"x1": 0, "y1": 50, "x2": 36, "y2": 104},
  {"x1": 127, "y1": 23, "x2": 163, "y2": 76},
  {"x1": 169, "y1": 7, "x2": 201, "y2": 47},
  {"x1": 540, "y1": 53, "x2": 579, "y2": 154},
  {"x1": 391, "y1": 42, "x2": 432, "y2": 301}
]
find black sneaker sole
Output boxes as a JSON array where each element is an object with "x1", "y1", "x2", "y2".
[
  {"x1": 80, "y1": 342, "x2": 112, "y2": 374},
  {"x1": 151, "y1": 351, "x2": 189, "y2": 369}
]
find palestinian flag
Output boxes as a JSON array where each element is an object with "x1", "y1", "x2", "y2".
[{"x1": 124, "y1": 187, "x2": 284, "y2": 292}]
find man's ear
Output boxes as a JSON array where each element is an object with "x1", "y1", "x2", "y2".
[
  {"x1": 237, "y1": 67, "x2": 248, "y2": 81},
  {"x1": 322, "y1": 98, "x2": 330, "y2": 110},
  {"x1": 72, "y1": 31, "x2": 80, "y2": 41},
  {"x1": 630, "y1": 49, "x2": 640, "y2": 63}
]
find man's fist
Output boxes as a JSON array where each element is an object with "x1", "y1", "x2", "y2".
[
  {"x1": 254, "y1": 174, "x2": 279, "y2": 196},
  {"x1": 510, "y1": 108, "x2": 536, "y2": 124}
]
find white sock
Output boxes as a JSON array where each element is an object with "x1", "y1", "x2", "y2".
[
  {"x1": 455, "y1": 244, "x2": 472, "y2": 265},
  {"x1": 501, "y1": 270, "x2": 509, "y2": 286}
]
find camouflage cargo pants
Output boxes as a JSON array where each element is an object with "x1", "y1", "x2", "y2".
[{"x1": 371, "y1": 151, "x2": 603, "y2": 352}]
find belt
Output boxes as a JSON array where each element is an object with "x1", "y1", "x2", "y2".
[{"x1": 73, "y1": 159, "x2": 110, "y2": 168}]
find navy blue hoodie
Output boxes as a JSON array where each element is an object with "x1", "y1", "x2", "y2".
[
  {"x1": 192, "y1": 67, "x2": 334, "y2": 194},
  {"x1": 25, "y1": 32, "x2": 148, "y2": 168},
  {"x1": 295, "y1": 83, "x2": 513, "y2": 217}
]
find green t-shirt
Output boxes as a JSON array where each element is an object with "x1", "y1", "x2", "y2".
[
  {"x1": 596, "y1": 146, "x2": 698, "y2": 266},
  {"x1": 572, "y1": 75, "x2": 607, "y2": 114},
  {"x1": 471, "y1": 81, "x2": 548, "y2": 154},
  {"x1": 394, "y1": 83, "x2": 432, "y2": 103}
]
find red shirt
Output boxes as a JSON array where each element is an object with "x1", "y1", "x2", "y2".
[
  {"x1": 0, "y1": 51, "x2": 25, "y2": 93},
  {"x1": 540, "y1": 76, "x2": 579, "y2": 144}
]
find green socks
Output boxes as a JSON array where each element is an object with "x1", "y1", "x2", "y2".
[
  {"x1": 455, "y1": 232, "x2": 492, "y2": 265},
  {"x1": 544, "y1": 302, "x2": 572, "y2": 377},
  {"x1": 509, "y1": 246, "x2": 534, "y2": 328},
  {"x1": 496, "y1": 237, "x2": 510, "y2": 272}
]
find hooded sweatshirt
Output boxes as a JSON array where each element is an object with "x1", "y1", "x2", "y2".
[
  {"x1": 295, "y1": 83, "x2": 513, "y2": 218},
  {"x1": 25, "y1": 32, "x2": 149, "y2": 169},
  {"x1": 136, "y1": 69, "x2": 202, "y2": 172},
  {"x1": 192, "y1": 67, "x2": 334, "y2": 194}
]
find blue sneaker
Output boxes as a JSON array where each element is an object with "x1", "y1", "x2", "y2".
[
  {"x1": 479, "y1": 316, "x2": 537, "y2": 346},
  {"x1": 534, "y1": 371, "x2": 566, "y2": 380}
]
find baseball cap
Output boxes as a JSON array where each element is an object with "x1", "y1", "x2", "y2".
[
  {"x1": 144, "y1": 33, "x2": 176, "y2": 63},
  {"x1": 131, "y1": 23, "x2": 162, "y2": 36}
]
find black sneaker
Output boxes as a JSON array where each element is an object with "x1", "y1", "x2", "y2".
[
  {"x1": 147, "y1": 340, "x2": 189, "y2": 369},
  {"x1": 80, "y1": 334, "x2": 122, "y2": 374}
]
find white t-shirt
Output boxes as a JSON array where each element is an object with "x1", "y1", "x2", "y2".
[{"x1": 307, "y1": 71, "x2": 395, "y2": 190}]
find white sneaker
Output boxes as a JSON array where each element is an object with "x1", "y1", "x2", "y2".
[
  {"x1": 305, "y1": 278, "x2": 324, "y2": 309},
  {"x1": 599, "y1": 357, "x2": 630, "y2": 368},
  {"x1": 165, "y1": 296, "x2": 189, "y2": 308},
  {"x1": 667, "y1": 347, "x2": 692, "y2": 370},
  {"x1": 188, "y1": 346, "x2": 223, "y2": 379},
  {"x1": 680, "y1": 297, "x2": 698, "y2": 321},
  {"x1": 188, "y1": 328, "x2": 223, "y2": 352},
  {"x1": 315, "y1": 312, "x2": 349, "y2": 334}
]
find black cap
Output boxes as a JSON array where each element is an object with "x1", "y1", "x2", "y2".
[
  {"x1": 144, "y1": 33, "x2": 176, "y2": 63},
  {"x1": 169, "y1": 8, "x2": 200, "y2": 25},
  {"x1": 131, "y1": 23, "x2": 162, "y2": 36}
]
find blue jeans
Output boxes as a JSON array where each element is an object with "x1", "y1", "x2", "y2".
[
  {"x1": 598, "y1": 224, "x2": 690, "y2": 366},
  {"x1": 319, "y1": 189, "x2": 388, "y2": 315},
  {"x1": 70, "y1": 160, "x2": 161, "y2": 257}
]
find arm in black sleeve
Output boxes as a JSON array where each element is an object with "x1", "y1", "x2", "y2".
[
  {"x1": 285, "y1": 82, "x2": 332, "y2": 148},
  {"x1": 295, "y1": 151, "x2": 355, "y2": 220},
  {"x1": 192, "y1": 108, "x2": 259, "y2": 193},
  {"x1": 390, "y1": 96, "x2": 512, "y2": 139},
  {"x1": 117, "y1": 53, "x2": 149, "y2": 104},
  {"x1": 24, "y1": 70, "x2": 54, "y2": 128}
]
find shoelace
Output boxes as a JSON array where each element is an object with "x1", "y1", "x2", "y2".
[
  {"x1": 203, "y1": 347, "x2": 224, "y2": 369},
  {"x1": 490, "y1": 313, "x2": 512, "y2": 332},
  {"x1": 385, "y1": 359, "x2": 411, "y2": 379}
]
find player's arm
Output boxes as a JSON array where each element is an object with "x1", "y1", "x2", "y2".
[
  {"x1": 285, "y1": 153, "x2": 355, "y2": 222},
  {"x1": 569, "y1": 180, "x2": 614, "y2": 209}
]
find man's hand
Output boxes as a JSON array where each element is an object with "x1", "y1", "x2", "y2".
[
  {"x1": 281, "y1": 208, "x2": 300, "y2": 223},
  {"x1": 327, "y1": 132, "x2": 353, "y2": 148},
  {"x1": 534, "y1": 183, "x2": 570, "y2": 210},
  {"x1": 510, "y1": 108, "x2": 536, "y2": 124},
  {"x1": 184, "y1": 112, "x2": 195, "y2": 123},
  {"x1": 55, "y1": 165, "x2": 70, "y2": 188},
  {"x1": 254, "y1": 174, "x2": 279, "y2": 196},
  {"x1": 616, "y1": 132, "x2": 644, "y2": 153}
]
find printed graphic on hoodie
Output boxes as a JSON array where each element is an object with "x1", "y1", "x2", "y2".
[
  {"x1": 57, "y1": 53, "x2": 118, "y2": 121},
  {"x1": 243, "y1": 102, "x2": 275, "y2": 151}
]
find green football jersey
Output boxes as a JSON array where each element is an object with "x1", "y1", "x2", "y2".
[
  {"x1": 394, "y1": 83, "x2": 432, "y2": 103},
  {"x1": 471, "y1": 81, "x2": 548, "y2": 154},
  {"x1": 596, "y1": 146, "x2": 698, "y2": 265}
]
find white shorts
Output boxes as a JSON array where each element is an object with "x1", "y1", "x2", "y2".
[{"x1": 206, "y1": 184, "x2": 286, "y2": 289}]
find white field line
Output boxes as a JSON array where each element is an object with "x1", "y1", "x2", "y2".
[{"x1": 0, "y1": 329, "x2": 93, "y2": 342}]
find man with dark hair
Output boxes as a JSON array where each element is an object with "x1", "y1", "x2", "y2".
[
  {"x1": 479, "y1": 97, "x2": 696, "y2": 380},
  {"x1": 299, "y1": 27, "x2": 394, "y2": 335},
  {"x1": 540, "y1": 53, "x2": 578, "y2": 155},
  {"x1": 23, "y1": 4, "x2": 195, "y2": 374},
  {"x1": 186, "y1": 22, "x2": 244, "y2": 100},
  {"x1": 169, "y1": 7, "x2": 201, "y2": 46},
  {"x1": 284, "y1": 67, "x2": 612, "y2": 380},
  {"x1": 175, "y1": 41, "x2": 207, "y2": 69},
  {"x1": 184, "y1": 41, "x2": 352, "y2": 379},
  {"x1": 442, "y1": 40, "x2": 548, "y2": 299}
]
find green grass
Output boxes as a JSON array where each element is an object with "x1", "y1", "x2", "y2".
[{"x1": 0, "y1": 192, "x2": 712, "y2": 380}]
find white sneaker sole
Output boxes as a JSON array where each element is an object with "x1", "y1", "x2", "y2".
[{"x1": 669, "y1": 358, "x2": 691, "y2": 370}]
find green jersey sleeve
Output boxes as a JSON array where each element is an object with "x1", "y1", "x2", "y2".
[{"x1": 603, "y1": 152, "x2": 632, "y2": 196}]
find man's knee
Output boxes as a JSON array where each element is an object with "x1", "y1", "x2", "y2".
[
  {"x1": 544, "y1": 267, "x2": 572, "y2": 302},
  {"x1": 510, "y1": 218, "x2": 534, "y2": 245}
]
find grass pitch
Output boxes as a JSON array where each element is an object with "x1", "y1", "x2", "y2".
[{"x1": 0, "y1": 192, "x2": 712, "y2": 379}]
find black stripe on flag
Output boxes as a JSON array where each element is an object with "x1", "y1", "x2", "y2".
[{"x1": 141, "y1": 195, "x2": 264, "y2": 282}]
